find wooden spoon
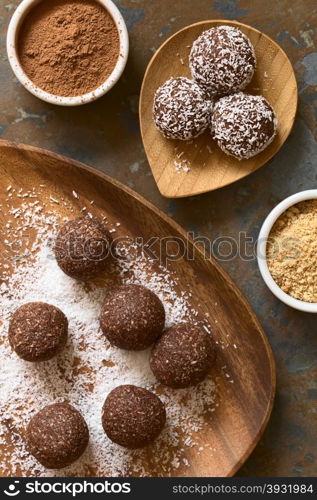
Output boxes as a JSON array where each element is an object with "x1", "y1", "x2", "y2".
[{"x1": 140, "y1": 20, "x2": 298, "y2": 198}]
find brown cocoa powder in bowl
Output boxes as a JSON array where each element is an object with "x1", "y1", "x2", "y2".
[{"x1": 18, "y1": 0, "x2": 120, "y2": 97}]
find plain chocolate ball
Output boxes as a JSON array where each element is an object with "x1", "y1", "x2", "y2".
[
  {"x1": 211, "y1": 92, "x2": 277, "y2": 160},
  {"x1": 102, "y1": 385, "x2": 166, "y2": 448},
  {"x1": 54, "y1": 215, "x2": 112, "y2": 281},
  {"x1": 190, "y1": 25, "x2": 256, "y2": 97},
  {"x1": 99, "y1": 284, "x2": 165, "y2": 350},
  {"x1": 26, "y1": 403, "x2": 89, "y2": 469},
  {"x1": 153, "y1": 77, "x2": 212, "y2": 140},
  {"x1": 9, "y1": 302, "x2": 68, "y2": 362},
  {"x1": 150, "y1": 323, "x2": 216, "y2": 388}
]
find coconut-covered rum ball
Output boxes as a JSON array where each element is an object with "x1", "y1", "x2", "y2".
[
  {"x1": 150, "y1": 323, "x2": 216, "y2": 388},
  {"x1": 102, "y1": 385, "x2": 166, "y2": 448},
  {"x1": 100, "y1": 284, "x2": 165, "y2": 350},
  {"x1": 9, "y1": 302, "x2": 68, "y2": 362},
  {"x1": 26, "y1": 403, "x2": 89, "y2": 469},
  {"x1": 211, "y1": 92, "x2": 277, "y2": 160},
  {"x1": 153, "y1": 76, "x2": 212, "y2": 140},
  {"x1": 54, "y1": 215, "x2": 112, "y2": 281},
  {"x1": 189, "y1": 25, "x2": 256, "y2": 97}
]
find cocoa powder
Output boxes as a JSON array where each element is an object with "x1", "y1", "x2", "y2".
[{"x1": 18, "y1": 0, "x2": 120, "y2": 97}]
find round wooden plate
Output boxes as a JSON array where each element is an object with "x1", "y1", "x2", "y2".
[
  {"x1": 0, "y1": 140, "x2": 275, "y2": 477},
  {"x1": 140, "y1": 20, "x2": 298, "y2": 198}
]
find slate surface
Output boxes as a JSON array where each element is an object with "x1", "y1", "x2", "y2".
[{"x1": 0, "y1": 0, "x2": 316, "y2": 477}]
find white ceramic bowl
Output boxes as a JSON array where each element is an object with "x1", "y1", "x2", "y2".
[
  {"x1": 6, "y1": 0, "x2": 129, "y2": 106},
  {"x1": 257, "y1": 190, "x2": 317, "y2": 313}
]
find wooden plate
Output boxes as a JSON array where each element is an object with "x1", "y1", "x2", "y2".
[
  {"x1": 0, "y1": 140, "x2": 275, "y2": 477},
  {"x1": 140, "y1": 20, "x2": 298, "y2": 198}
]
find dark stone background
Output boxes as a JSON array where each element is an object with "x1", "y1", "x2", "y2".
[{"x1": 0, "y1": 0, "x2": 316, "y2": 477}]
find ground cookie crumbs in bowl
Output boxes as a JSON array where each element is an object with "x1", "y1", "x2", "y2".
[{"x1": 267, "y1": 200, "x2": 317, "y2": 303}]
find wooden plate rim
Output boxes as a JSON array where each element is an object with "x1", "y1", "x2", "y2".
[
  {"x1": 0, "y1": 138, "x2": 276, "y2": 476},
  {"x1": 140, "y1": 19, "x2": 298, "y2": 199}
]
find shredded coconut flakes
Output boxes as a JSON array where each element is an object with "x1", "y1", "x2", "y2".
[{"x1": 0, "y1": 189, "x2": 221, "y2": 477}]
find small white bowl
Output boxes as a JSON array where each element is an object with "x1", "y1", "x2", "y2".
[
  {"x1": 257, "y1": 190, "x2": 317, "y2": 313},
  {"x1": 6, "y1": 0, "x2": 129, "y2": 106}
]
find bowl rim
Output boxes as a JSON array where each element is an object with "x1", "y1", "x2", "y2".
[
  {"x1": 6, "y1": 0, "x2": 129, "y2": 106},
  {"x1": 257, "y1": 189, "x2": 317, "y2": 313}
]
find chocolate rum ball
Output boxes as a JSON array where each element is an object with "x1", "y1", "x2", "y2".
[
  {"x1": 150, "y1": 323, "x2": 216, "y2": 388},
  {"x1": 54, "y1": 215, "x2": 112, "y2": 281},
  {"x1": 26, "y1": 403, "x2": 89, "y2": 469},
  {"x1": 102, "y1": 385, "x2": 166, "y2": 448},
  {"x1": 99, "y1": 284, "x2": 165, "y2": 350},
  {"x1": 9, "y1": 302, "x2": 68, "y2": 362},
  {"x1": 211, "y1": 92, "x2": 277, "y2": 160},
  {"x1": 153, "y1": 76, "x2": 212, "y2": 140},
  {"x1": 190, "y1": 25, "x2": 256, "y2": 97}
]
